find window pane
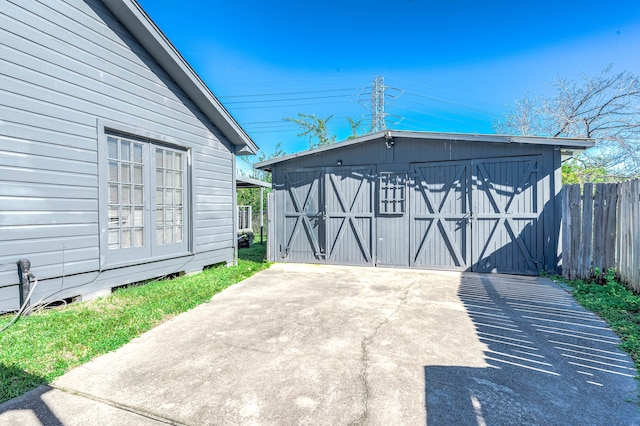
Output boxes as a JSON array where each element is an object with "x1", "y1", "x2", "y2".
[
  {"x1": 134, "y1": 185, "x2": 143, "y2": 204},
  {"x1": 175, "y1": 190, "x2": 182, "y2": 206},
  {"x1": 156, "y1": 150, "x2": 163, "y2": 168},
  {"x1": 166, "y1": 171, "x2": 173, "y2": 187},
  {"x1": 134, "y1": 228, "x2": 143, "y2": 247},
  {"x1": 108, "y1": 229, "x2": 119, "y2": 249},
  {"x1": 121, "y1": 207, "x2": 132, "y2": 226},
  {"x1": 164, "y1": 227, "x2": 173, "y2": 244},
  {"x1": 109, "y1": 161, "x2": 118, "y2": 181},
  {"x1": 164, "y1": 151, "x2": 172, "y2": 168},
  {"x1": 175, "y1": 172, "x2": 183, "y2": 188},
  {"x1": 165, "y1": 208, "x2": 173, "y2": 224},
  {"x1": 134, "y1": 207, "x2": 144, "y2": 226},
  {"x1": 133, "y1": 144, "x2": 143, "y2": 163},
  {"x1": 156, "y1": 228, "x2": 164, "y2": 245},
  {"x1": 108, "y1": 138, "x2": 118, "y2": 159},
  {"x1": 121, "y1": 141, "x2": 130, "y2": 161},
  {"x1": 165, "y1": 189, "x2": 173, "y2": 205},
  {"x1": 121, "y1": 229, "x2": 132, "y2": 248},
  {"x1": 121, "y1": 164, "x2": 131, "y2": 183},
  {"x1": 175, "y1": 153, "x2": 182, "y2": 170},
  {"x1": 156, "y1": 169, "x2": 163, "y2": 187},
  {"x1": 109, "y1": 184, "x2": 119, "y2": 203},
  {"x1": 133, "y1": 165, "x2": 143, "y2": 184},
  {"x1": 156, "y1": 189, "x2": 164, "y2": 205},
  {"x1": 122, "y1": 185, "x2": 131, "y2": 204},
  {"x1": 175, "y1": 209, "x2": 183, "y2": 225},
  {"x1": 175, "y1": 226, "x2": 183, "y2": 243},
  {"x1": 108, "y1": 206, "x2": 119, "y2": 227},
  {"x1": 157, "y1": 208, "x2": 164, "y2": 225}
]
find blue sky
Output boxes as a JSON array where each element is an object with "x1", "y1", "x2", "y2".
[{"x1": 137, "y1": 0, "x2": 640, "y2": 160}]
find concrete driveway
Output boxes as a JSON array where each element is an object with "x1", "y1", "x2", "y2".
[{"x1": 1, "y1": 263, "x2": 639, "y2": 425}]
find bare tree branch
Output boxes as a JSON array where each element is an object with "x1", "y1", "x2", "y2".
[{"x1": 496, "y1": 67, "x2": 640, "y2": 176}]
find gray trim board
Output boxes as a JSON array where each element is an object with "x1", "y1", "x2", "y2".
[
  {"x1": 236, "y1": 175, "x2": 272, "y2": 189},
  {"x1": 255, "y1": 130, "x2": 593, "y2": 171}
]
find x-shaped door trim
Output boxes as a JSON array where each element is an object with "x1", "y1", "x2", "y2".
[
  {"x1": 474, "y1": 160, "x2": 538, "y2": 271},
  {"x1": 326, "y1": 171, "x2": 372, "y2": 262},
  {"x1": 284, "y1": 171, "x2": 323, "y2": 258},
  {"x1": 412, "y1": 164, "x2": 468, "y2": 267}
]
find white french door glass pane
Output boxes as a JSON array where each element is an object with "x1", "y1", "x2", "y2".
[
  {"x1": 134, "y1": 165, "x2": 143, "y2": 183},
  {"x1": 121, "y1": 141, "x2": 130, "y2": 161},
  {"x1": 109, "y1": 162, "x2": 118, "y2": 181},
  {"x1": 108, "y1": 137, "x2": 118, "y2": 159},
  {"x1": 134, "y1": 186, "x2": 144, "y2": 204},
  {"x1": 122, "y1": 185, "x2": 131, "y2": 204},
  {"x1": 122, "y1": 229, "x2": 132, "y2": 248},
  {"x1": 134, "y1": 144, "x2": 143, "y2": 162},
  {"x1": 121, "y1": 164, "x2": 131, "y2": 183},
  {"x1": 109, "y1": 184, "x2": 119, "y2": 203},
  {"x1": 109, "y1": 229, "x2": 119, "y2": 248},
  {"x1": 134, "y1": 207, "x2": 144, "y2": 226}
]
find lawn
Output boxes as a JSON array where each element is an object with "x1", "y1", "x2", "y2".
[
  {"x1": 558, "y1": 270, "x2": 640, "y2": 378},
  {"x1": 0, "y1": 244, "x2": 269, "y2": 403}
]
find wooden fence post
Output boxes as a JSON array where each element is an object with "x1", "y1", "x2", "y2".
[
  {"x1": 567, "y1": 184, "x2": 582, "y2": 280},
  {"x1": 603, "y1": 184, "x2": 618, "y2": 275},
  {"x1": 579, "y1": 183, "x2": 594, "y2": 279}
]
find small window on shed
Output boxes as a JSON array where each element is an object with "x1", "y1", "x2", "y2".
[{"x1": 379, "y1": 172, "x2": 406, "y2": 214}]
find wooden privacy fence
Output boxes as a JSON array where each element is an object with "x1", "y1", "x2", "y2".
[{"x1": 562, "y1": 179, "x2": 640, "y2": 292}]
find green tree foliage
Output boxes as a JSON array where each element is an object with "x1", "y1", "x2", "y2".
[
  {"x1": 561, "y1": 161, "x2": 608, "y2": 185},
  {"x1": 346, "y1": 116, "x2": 363, "y2": 140},
  {"x1": 496, "y1": 67, "x2": 640, "y2": 178},
  {"x1": 283, "y1": 113, "x2": 336, "y2": 149},
  {"x1": 237, "y1": 143, "x2": 287, "y2": 231}
]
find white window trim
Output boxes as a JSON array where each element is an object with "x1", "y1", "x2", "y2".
[{"x1": 97, "y1": 119, "x2": 192, "y2": 270}]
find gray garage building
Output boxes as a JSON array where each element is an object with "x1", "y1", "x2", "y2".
[{"x1": 256, "y1": 131, "x2": 592, "y2": 275}]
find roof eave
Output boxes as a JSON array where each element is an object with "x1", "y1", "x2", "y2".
[
  {"x1": 102, "y1": 0, "x2": 258, "y2": 155},
  {"x1": 255, "y1": 130, "x2": 594, "y2": 171}
]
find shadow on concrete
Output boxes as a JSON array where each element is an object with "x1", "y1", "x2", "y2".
[
  {"x1": 425, "y1": 274, "x2": 639, "y2": 425},
  {"x1": 0, "y1": 365, "x2": 62, "y2": 425}
]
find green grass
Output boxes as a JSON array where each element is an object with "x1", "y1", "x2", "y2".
[
  {"x1": 0, "y1": 245, "x2": 269, "y2": 403},
  {"x1": 558, "y1": 269, "x2": 640, "y2": 378}
]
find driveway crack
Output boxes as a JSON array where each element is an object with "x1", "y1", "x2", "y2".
[{"x1": 351, "y1": 280, "x2": 417, "y2": 425}]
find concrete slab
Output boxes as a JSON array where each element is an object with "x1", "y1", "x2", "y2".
[
  {"x1": 1, "y1": 263, "x2": 639, "y2": 425},
  {"x1": 0, "y1": 385, "x2": 163, "y2": 425}
]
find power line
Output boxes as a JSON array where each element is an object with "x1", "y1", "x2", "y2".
[
  {"x1": 227, "y1": 99, "x2": 360, "y2": 110},
  {"x1": 218, "y1": 87, "x2": 364, "y2": 98},
  {"x1": 224, "y1": 93, "x2": 362, "y2": 105}
]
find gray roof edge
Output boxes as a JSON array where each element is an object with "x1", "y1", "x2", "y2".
[
  {"x1": 102, "y1": 0, "x2": 258, "y2": 155},
  {"x1": 236, "y1": 175, "x2": 271, "y2": 188},
  {"x1": 254, "y1": 130, "x2": 594, "y2": 170}
]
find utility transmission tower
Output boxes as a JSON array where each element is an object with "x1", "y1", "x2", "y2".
[{"x1": 371, "y1": 76, "x2": 386, "y2": 132}]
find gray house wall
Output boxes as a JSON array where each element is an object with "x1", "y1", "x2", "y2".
[
  {"x1": 0, "y1": 0, "x2": 241, "y2": 312},
  {"x1": 265, "y1": 135, "x2": 570, "y2": 275}
]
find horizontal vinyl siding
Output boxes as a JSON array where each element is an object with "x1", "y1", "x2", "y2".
[
  {"x1": 0, "y1": 248, "x2": 233, "y2": 312},
  {"x1": 0, "y1": 0, "x2": 235, "y2": 309}
]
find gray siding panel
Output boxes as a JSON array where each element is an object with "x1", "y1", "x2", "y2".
[
  {"x1": 0, "y1": 248, "x2": 233, "y2": 313},
  {"x1": 0, "y1": 0, "x2": 236, "y2": 311}
]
